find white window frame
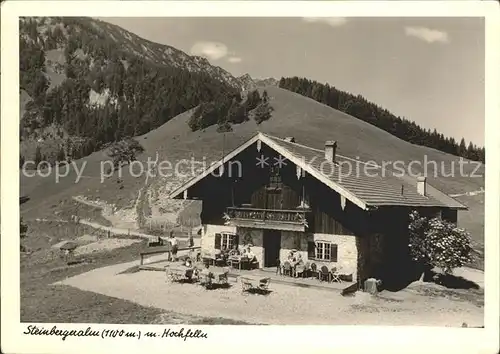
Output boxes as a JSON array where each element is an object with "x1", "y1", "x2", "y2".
[
  {"x1": 221, "y1": 232, "x2": 236, "y2": 250},
  {"x1": 315, "y1": 240, "x2": 332, "y2": 261}
]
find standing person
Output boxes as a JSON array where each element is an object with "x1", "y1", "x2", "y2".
[
  {"x1": 169, "y1": 231, "x2": 179, "y2": 261},
  {"x1": 188, "y1": 231, "x2": 194, "y2": 258}
]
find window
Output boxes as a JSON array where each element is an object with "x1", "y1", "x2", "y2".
[
  {"x1": 307, "y1": 240, "x2": 338, "y2": 262},
  {"x1": 215, "y1": 233, "x2": 239, "y2": 250}
]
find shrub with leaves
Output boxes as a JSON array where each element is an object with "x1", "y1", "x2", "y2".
[
  {"x1": 253, "y1": 101, "x2": 274, "y2": 124},
  {"x1": 107, "y1": 138, "x2": 145, "y2": 169},
  {"x1": 408, "y1": 210, "x2": 473, "y2": 274}
]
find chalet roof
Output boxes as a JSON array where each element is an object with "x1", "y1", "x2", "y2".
[{"x1": 168, "y1": 132, "x2": 467, "y2": 211}]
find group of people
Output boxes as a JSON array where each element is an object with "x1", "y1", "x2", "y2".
[
  {"x1": 276, "y1": 249, "x2": 304, "y2": 276},
  {"x1": 214, "y1": 244, "x2": 256, "y2": 266},
  {"x1": 173, "y1": 257, "x2": 215, "y2": 288},
  {"x1": 287, "y1": 249, "x2": 303, "y2": 267}
]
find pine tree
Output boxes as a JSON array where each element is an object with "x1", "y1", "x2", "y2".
[
  {"x1": 278, "y1": 76, "x2": 485, "y2": 162},
  {"x1": 262, "y1": 90, "x2": 269, "y2": 104},
  {"x1": 34, "y1": 146, "x2": 42, "y2": 167},
  {"x1": 57, "y1": 146, "x2": 66, "y2": 162},
  {"x1": 458, "y1": 138, "x2": 467, "y2": 158}
]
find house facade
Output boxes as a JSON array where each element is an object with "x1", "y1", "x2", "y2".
[{"x1": 168, "y1": 133, "x2": 466, "y2": 286}]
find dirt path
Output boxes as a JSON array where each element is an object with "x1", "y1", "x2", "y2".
[{"x1": 77, "y1": 219, "x2": 158, "y2": 241}]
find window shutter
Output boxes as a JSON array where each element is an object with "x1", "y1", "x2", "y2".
[
  {"x1": 307, "y1": 241, "x2": 315, "y2": 259},
  {"x1": 330, "y1": 244, "x2": 338, "y2": 262},
  {"x1": 214, "y1": 233, "x2": 222, "y2": 250}
]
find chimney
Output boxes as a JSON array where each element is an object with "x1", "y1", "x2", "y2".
[
  {"x1": 284, "y1": 137, "x2": 295, "y2": 143},
  {"x1": 417, "y1": 176, "x2": 427, "y2": 196},
  {"x1": 325, "y1": 141, "x2": 337, "y2": 162}
]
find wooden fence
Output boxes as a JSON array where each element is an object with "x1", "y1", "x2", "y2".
[{"x1": 139, "y1": 246, "x2": 201, "y2": 266}]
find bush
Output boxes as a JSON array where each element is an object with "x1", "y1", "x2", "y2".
[
  {"x1": 408, "y1": 210, "x2": 473, "y2": 274},
  {"x1": 253, "y1": 101, "x2": 274, "y2": 124},
  {"x1": 107, "y1": 138, "x2": 145, "y2": 169}
]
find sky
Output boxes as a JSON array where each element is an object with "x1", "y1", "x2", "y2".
[{"x1": 101, "y1": 17, "x2": 485, "y2": 147}]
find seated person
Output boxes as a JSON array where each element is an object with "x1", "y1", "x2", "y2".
[
  {"x1": 220, "y1": 246, "x2": 229, "y2": 262},
  {"x1": 214, "y1": 248, "x2": 222, "y2": 259},
  {"x1": 295, "y1": 252, "x2": 303, "y2": 265},
  {"x1": 245, "y1": 246, "x2": 256, "y2": 262},
  {"x1": 229, "y1": 244, "x2": 240, "y2": 257},
  {"x1": 289, "y1": 250, "x2": 302, "y2": 269},
  {"x1": 183, "y1": 258, "x2": 194, "y2": 279}
]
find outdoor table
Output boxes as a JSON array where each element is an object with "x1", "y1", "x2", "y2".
[
  {"x1": 165, "y1": 262, "x2": 200, "y2": 281},
  {"x1": 215, "y1": 258, "x2": 226, "y2": 267},
  {"x1": 202, "y1": 256, "x2": 216, "y2": 266},
  {"x1": 240, "y1": 275, "x2": 271, "y2": 292},
  {"x1": 212, "y1": 269, "x2": 229, "y2": 284},
  {"x1": 198, "y1": 268, "x2": 230, "y2": 287},
  {"x1": 229, "y1": 256, "x2": 250, "y2": 270}
]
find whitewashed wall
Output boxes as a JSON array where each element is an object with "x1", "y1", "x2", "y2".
[
  {"x1": 201, "y1": 226, "x2": 358, "y2": 277},
  {"x1": 237, "y1": 227, "x2": 264, "y2": 268},
  {"x1": 201, "y1": 224, "x2": 237, "y2": 256},
  {"x1": 280, "y1": 231, "x2": 308, "y2": 263},
  {"x1": 310, "y1": 233, "x2": 358, "y2": 279}
]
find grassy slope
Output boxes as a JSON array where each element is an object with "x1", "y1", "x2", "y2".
[{"x1": 20, "y1": 86, "x2": 484, "y2": 260}]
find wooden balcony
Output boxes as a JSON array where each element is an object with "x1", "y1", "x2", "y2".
[{"x1": 226, "y1": 206, "x2": 311, "y2": 232}]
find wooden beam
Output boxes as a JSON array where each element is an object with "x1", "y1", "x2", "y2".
[
  {"x1": 340, "y1": 195, "x2": 347, "y2": 211},
  {"x1": 183, "y1": 189, "x2": 188, "y2": 200},
  {"x1": 296, "y1": 165, "x2": 302, "y2": 179},
  {"x1": 257, "y1": 139, "x2": 262, "y2": 152}
]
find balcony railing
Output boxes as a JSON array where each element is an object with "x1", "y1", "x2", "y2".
[{"x1": 226, "y1": 206, "x2": 310, "y2": 224}]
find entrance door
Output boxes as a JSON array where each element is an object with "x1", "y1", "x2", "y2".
[{"x1": 263, "y1": 230, "x2": 281, "y2": 267}]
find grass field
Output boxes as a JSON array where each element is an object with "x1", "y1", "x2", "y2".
[{"x1": 20, "y1": 222, "x2": 248, "y2": 324}]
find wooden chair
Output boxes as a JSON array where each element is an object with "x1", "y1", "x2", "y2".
[
  {"x1": 330, "y1": 267, "x2": 342, "y2": 283},
  {"x1": 310, "y1": 263, "x2": 318, "y2": 279},
  {"x1": 303, "y1": 262, "x2": 311, "y2": 277},
  {"x1": 200, "y1": 272, "x2": 215, "y2": 289},
  {"x1": 295, "y1": 264, "x2": 307, "y2": 278},
  {"x1": 258, "y1": 278, "x2": 271, "y2": 291},
  {"x1": 229, "y1": 256, "x2": 240, "y2": 269},
  {"x1": 217, "y1": 269, "x2": 230, "y2": 285},
  {"x1": 318, "y1": 265, "x2": 331, "y2": 282},
  {"x1": 282, "y1": 261, "x2": 293, "y2": 276}
]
